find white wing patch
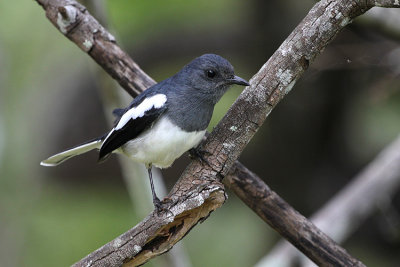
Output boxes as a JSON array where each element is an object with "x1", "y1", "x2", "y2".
[{"x1": 115, "y1": 94, "x2": 167, "y2": 130}]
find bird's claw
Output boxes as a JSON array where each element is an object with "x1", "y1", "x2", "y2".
[
  {"x1": 153, "y1": 197, "x2": 173, "y2": 215},
  {"x1": 153, "y1": 197, "x2": 162, "y2": 210}
]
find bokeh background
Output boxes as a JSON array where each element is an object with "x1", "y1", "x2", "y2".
[{"x1": 1, "y1": 0, "x2": 400, "y2": 266}]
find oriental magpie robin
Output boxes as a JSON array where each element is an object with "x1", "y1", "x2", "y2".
[{"x1": 41, "y1": 54, "x2": 249, "y2": 210}]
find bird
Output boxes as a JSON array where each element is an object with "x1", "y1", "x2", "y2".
[{"x1": 40, "y1": 54, "x2": 249, "y2": 210}]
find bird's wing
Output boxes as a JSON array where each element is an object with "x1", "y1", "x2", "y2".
[
  {"x1": 112, "y1": 108, "x2": 126, "y2": 118},
  {"x1": 99, "y1": 94, "x2": 168, "y2": 160}
]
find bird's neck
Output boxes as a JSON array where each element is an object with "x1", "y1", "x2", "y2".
[{"x1": 166, "y1": 91, "x2": 214, "y2": 132}]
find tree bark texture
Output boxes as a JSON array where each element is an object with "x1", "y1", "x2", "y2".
[
  {"x1": 225, "y1": 162, "x2": 364, "y2": 267},
  {"x1": 72, "y1": 185, "x2": 225, "y2": 267},
  {"x1": 35, "y1": 0, "x2": 400, "y2": 266},
  {"x1": 36, "y1": 0, "x2": 155, "y2": 98}
]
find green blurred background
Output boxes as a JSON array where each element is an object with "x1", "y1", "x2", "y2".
[{"x1": 1, "y1": 0, "x2": 400, "y2": 266}]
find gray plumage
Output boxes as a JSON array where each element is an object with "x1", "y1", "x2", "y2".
[
  {"x1": 115, "y1": 54, "x2": 247, "y2": 131},
  {"x1": 41, "y1": 53, "x2": 249, "y2": 210}
]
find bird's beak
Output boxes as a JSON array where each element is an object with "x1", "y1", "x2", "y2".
[{"x1": 228, "y1": 75, "x2": 250, "y2": 86}]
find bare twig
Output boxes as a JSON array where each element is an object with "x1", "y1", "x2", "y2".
[{"x1": 35, "y1": 0, "x2": 400, "y2": 266}]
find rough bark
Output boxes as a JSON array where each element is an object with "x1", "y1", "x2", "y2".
[
  {"x1": 72, "y1": 181, "x2": 225, "y2": 267},
  {"x1": 225, "y1": 162, "x2": 364, "y2": 267},
  {"x1": 35, "y1": 0, "x2": 155, "y2": 98},
  {"x1": 35, "y1": 0, "x2": 400, "y2": 266}
]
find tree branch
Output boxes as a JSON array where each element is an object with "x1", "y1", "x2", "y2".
[
  {"x1": 35, "y1": 0, "x2": 155, "y2": 98},
  {"x1": 225, "y1": 162, "x2": 364, "y2": 266},
  {"x1": 72, "y1": 182, "x2": 225, "y2": 267},
  {"x1": 35, "y1": 0, "x2": 400, "y2": 266}
]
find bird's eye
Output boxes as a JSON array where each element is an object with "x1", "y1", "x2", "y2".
[{"x1": 206, "y1": 70, "x2": 216, "y2": 78}]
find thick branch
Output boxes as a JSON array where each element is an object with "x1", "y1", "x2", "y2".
[
  {"x1": 35, "y1": 0, "x2": 155, "y2": 97},
  {"x1": 225, "y1": 162, "x2": 364, "y2": 266},
  {"x1": 73, "y1": 182, "x2": 225, "y2": 267},
  {"x1": 35, "y1": 0, "x2": 400, "y2": 266}
]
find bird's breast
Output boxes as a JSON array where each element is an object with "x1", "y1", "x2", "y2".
[{"x1": 121, "y1": 117, "x2": 206, "y2": 168}]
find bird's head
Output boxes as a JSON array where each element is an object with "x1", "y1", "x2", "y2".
[{"x1": 177, "y1": 54, "x2": 249, "y2": 104}]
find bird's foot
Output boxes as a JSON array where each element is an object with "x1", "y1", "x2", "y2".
[
  {"x1": 153, "y1": 197, "x2": 173, "y2": 215},
  {"x1": 189, "y1": 147, "x2": 211, "y2": 167},
  {"x1": 153, "y1": 196, "x2": 163, "y2": 210}
]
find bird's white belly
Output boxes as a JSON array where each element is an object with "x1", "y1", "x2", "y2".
[{"x1": 121, "y1": 117, "x2": 206, "y2": 168}]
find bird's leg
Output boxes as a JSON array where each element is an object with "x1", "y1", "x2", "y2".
[
  {"x1": 147, "y1": 165, "x2": 162, "y2": 210},
  {"x1": 189, "y1": 147, "x2": 211, "y2": 167}
]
